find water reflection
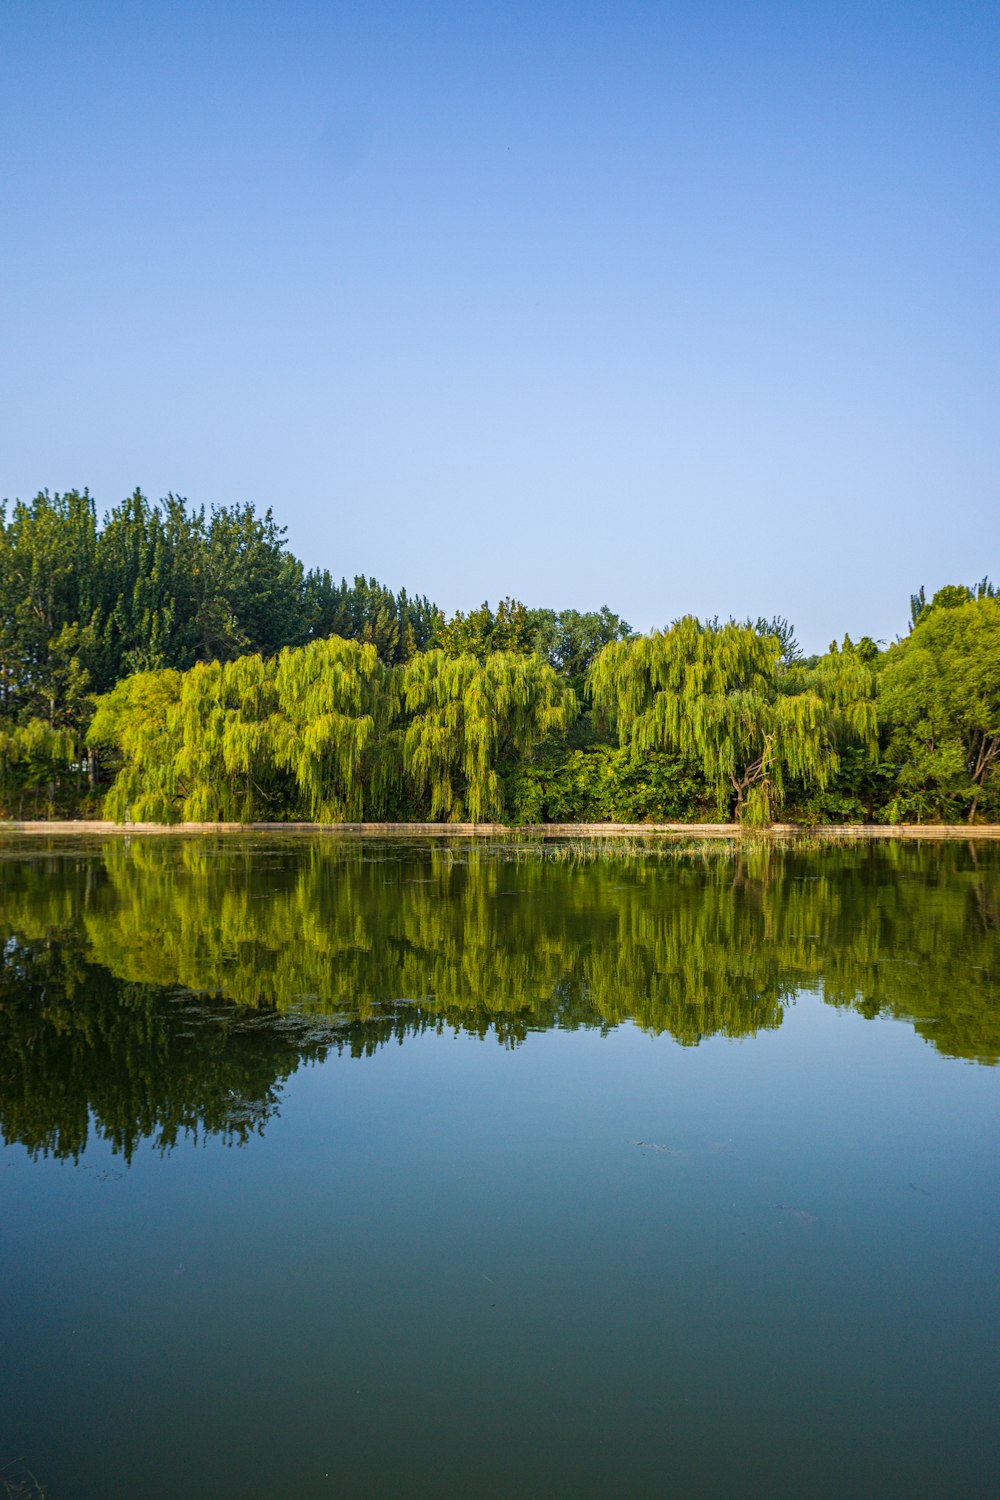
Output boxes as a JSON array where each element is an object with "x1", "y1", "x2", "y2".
[{"x1": 0, "y1": 836, "x2": 996, "y2": 1160}]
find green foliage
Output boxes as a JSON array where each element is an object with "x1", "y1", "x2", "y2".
[
  {"x1": 527, "y1": 606, "x2": 634, "y2": 686},
  {"x1": 910, "y1": 576, "x2": 996, "y2": 629},
  {"x1": 2, "y1": 484, "x2": 998, "y2": 825},
  {"x1": 0, "y1": 490, "x2": 101, "y2": 731},
  {"x1": 269, "y1": 637, "x2": 402, "y2": 820},
  {"x1": 88, "y1": 669, "x2": 184, "y2": 822},
  {"x1": 0, "y1": 489, "x2": 310, "y2": 707},
  {"x1": 589, "y1": 617, "x2": 871, "y2": 823},
  {"x1": 0, "y1": 489, "x2": 328, "y2": 813},
  {"x1": 0, "y1": 719, "x2": 77, "y2": 817},
  {"x1": 928, "y1": 583, "x2": 974, "y2": 612},
  {"x1": 784, "y1": 639, "x2": 879, "y2": 750},
  {"x1": 195, "y1": 503, "x2": 307, "y2": 659},
  {"x1": 97, "y1": 490, "x2": 191, "y2": 678},
  {"x1": 754, "y1": 614, "x2": 801, "y2": 664},
  {"x1": 91, "y1": 657, "x2": 284, "y2": 823},
  {"x1": 432, "y1": 598, "x2": 536, "y2": 660},
  {"x1": 170, "y1": 656, "x2": 282, "y2": 822},
  {"x1": 403, "y1": 649, "x2": 577, "y2": 820},
  {"x1": 304, "y1": 572, "x2": 437, "y2": 663},
  {"x1": 503, "y1": 744, "x2": 710, "y2": 823},
  {"x1": 781, "y1": 746, "x2": 896, "y2": 825},
  {"x1": 879, "y1": 595, "x2": 1000, "y2": 822},
  {"x1": 90, "y1": 641, "x2": 405, "y2": 823}
]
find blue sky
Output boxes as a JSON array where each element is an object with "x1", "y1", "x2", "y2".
[{"x1": 2, "y1": 1, "x2": 997, "y2": 651}]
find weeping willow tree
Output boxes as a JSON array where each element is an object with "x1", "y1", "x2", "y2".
[
  {"x1": 403, "y1": 649, "x2": 577, "y2": 821},
  {"x1": 87, "y1": 669, "x2": 184, "y2": 821},
  {"x1": 88, "y1": 638, "x2": 404, "y2": 822},
  {"x1": 171, "y1": 654, "x2": 280, "y2": 821},
  {"x1": 269, "y1": 636, "x2": 402, "y2": 820},
  {"x1": 589, "y1": 618, "x2": 876, "y2": 824},
  {"x1": 788, "y1": 642, "x2": 879, "y2": 736},
  {"x1": 88, "y1": 656, "x2": 281, "y2": 821},
  {"x1": 0, "y1": 718, "x2": 77, "y2": 816}
]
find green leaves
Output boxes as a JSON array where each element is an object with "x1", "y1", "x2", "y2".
[
  {"x1": 89, "y1": 643, "x2": 397, "y2": 824},
  {"x1": 432, "y1": 598, "x2": 536, "y2": 661},
  {"x1": 305, "y1": 573, "x2": 438, "y2": 664},
  {"x1": 879, "y1": 596, "x2": 1000, "y2": 821},
  {"x1": 589, "y1": 617, "x2": 863, "y2": 823},
  {"x1": 404, "y1": 650, "x2": 577, "y2": 821},
  {"x1": 90, "y1": 641, "x2": 579, "y2": 825},
  {"x1": 502, "y1": 744, "x2": 708, "y2": 824},
  {"x1": 270, "y1": 638, "x2": 402, "y2": 821},
  {"x1": 4, "y1": 482, "x2": 997, "y2": 826},
  {"x1": 0, "y1": 719, "x2": 76, "y2": 816},
  {"x1": 87, "y1": 669, "x2": 184, "y2": 822}
]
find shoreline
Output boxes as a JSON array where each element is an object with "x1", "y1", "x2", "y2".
[{"x1": 0, "y1": 820, "x2": 998, "y2": 840}]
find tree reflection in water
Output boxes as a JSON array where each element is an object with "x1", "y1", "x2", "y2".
[{"x1": 0, "y1": 836, "x2": 996, "y2": 1162}]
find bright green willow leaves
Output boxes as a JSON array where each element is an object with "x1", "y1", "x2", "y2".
[
  {"x1": 88, "y1": 625, "x2": 883, "y2": 826},
  {"x1": 589, "y1": 617, "x2": 876, "y2": 823},
  {"x1": 89, "y1": 658, "x2": 282, "y2": 823},
  {"x1": 403, "y1": 650, "x2": 577, "y2": 821},
  {"x1": 87, "y1": 670, "x2": 184, "y2": 822},
  {"x1": 89, "y1": 638, "x2": 576, "y2": 823},
  {"x1": 269, "y1": 637, "x2": 401, "y2": 820},
  {"x1": 89, "y1": 641, "x2": 399, "y2": 822},
  {"x1": 0, "y1": 719, "x2": 77, "y2": 815},
  {"x1": 172, "y1": 656, "x2": 278, "y2": 822}
]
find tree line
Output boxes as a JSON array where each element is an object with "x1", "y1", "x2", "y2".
[{"x1": 0, "y1": 488, "x2": 996, "y2": 823}]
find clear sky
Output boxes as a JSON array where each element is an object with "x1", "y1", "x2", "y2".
[{"x1": 2, "y1": 0, "x2": 997, "y2": 651}]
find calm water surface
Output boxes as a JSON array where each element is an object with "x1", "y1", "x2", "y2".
[{"x1": 1, "y1": 836, "x2": 998, "y2": 1499}]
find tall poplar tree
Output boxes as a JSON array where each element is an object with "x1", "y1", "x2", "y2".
[{"x1": 304, "y1": 573, "x2": 438, "y2": 663}]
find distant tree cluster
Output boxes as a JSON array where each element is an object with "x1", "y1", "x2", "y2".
[{"x1": 0, "y1": 488, "x2": 996, "y2": 823}]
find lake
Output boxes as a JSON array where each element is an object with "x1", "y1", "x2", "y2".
[{"x1": 1, "y1": 834, "x2": 998, "y2": 1499}]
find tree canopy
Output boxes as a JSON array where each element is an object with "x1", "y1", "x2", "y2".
[
  {"x1": 403, "y1": 649, "x2": 577, "y2": 821},
  {"x1": 880, "y1": 594, "x2": 1000, "y2": 822},
  {"x1": 1, "y1": 484, "x2": 997, "y2": 824},
  {"x1": 589, "y1": 617, "x2": 876, "y2": 823}
]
